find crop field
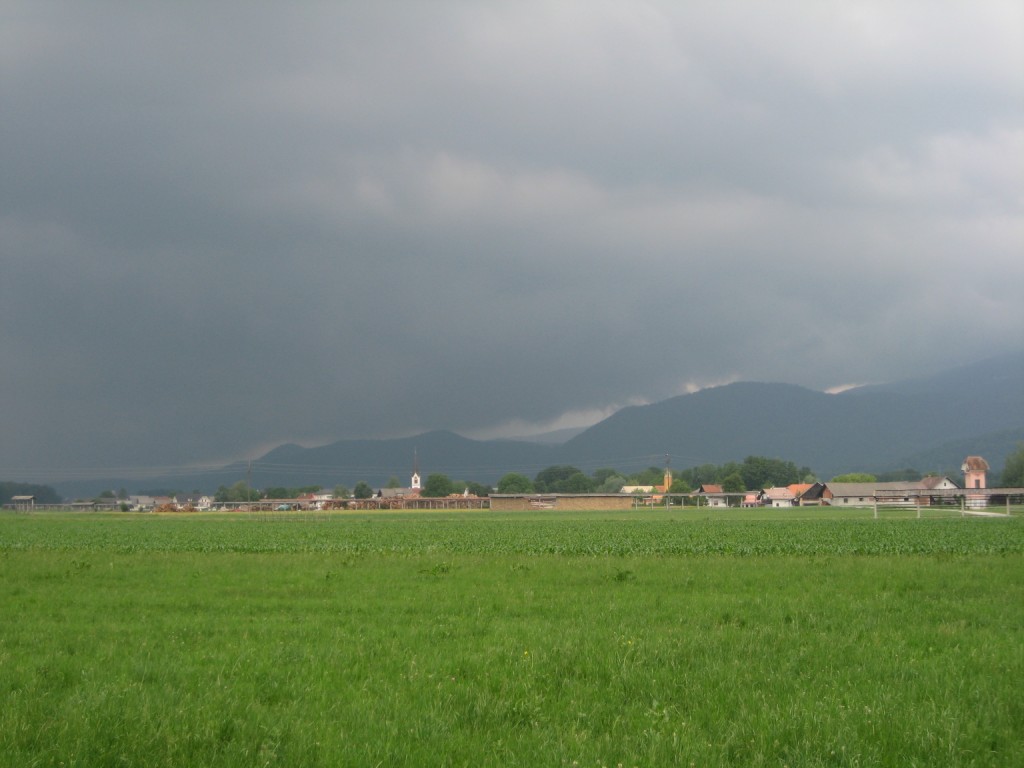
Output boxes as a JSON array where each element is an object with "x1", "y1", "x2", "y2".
[{"x1": 1, "y1": 509, "x2": 1022, "y2": 767}]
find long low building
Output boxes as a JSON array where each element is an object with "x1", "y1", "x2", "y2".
[
  {"x1": 489, "y1": 494, "x2": 639, "y2": 511},
  {"x1": 824, "y1": 476, "x2": 960, "y2": 506}
]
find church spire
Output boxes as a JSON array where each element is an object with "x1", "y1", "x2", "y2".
[{"x1": 411, "y1": 449, "x2": 421, "y2": 490}]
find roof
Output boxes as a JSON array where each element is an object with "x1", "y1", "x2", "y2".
[
  {"x1": 698, "y1": 484, "x2": 723, "y2": 494},
  {"x1": 379, "y1": 488, "x2": 414, "y2": 498},
  {"x1": 825, "y1": 482, "x2": 885, "y2": 497},
  {"x1": 962, "y1": 456, "x2": 990, "y2": 471},
  {"x1": 489, "y1": 493, "x2": 633, "y2": 498},
  {"x1": 826, "y1": 479, "x2": 959, "y2": 497},
  {"x1": 621, "y1": 485, "x2": 654, "y2": 494},
  {"x1": 762, "y1": 487, "x2": 796, "y2": 500}
]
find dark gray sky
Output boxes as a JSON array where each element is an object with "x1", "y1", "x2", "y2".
[{"x1": 3, "y1": 1, "x2": 1022, "y2": 478}]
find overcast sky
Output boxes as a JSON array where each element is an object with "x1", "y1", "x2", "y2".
[{"x1": 3, "y1": 1, "x2": 1022, "y2": 478}]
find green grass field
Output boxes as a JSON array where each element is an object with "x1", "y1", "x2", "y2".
[{"x1": 1, "y1": 509, "x2": 1022, "y2": 766}]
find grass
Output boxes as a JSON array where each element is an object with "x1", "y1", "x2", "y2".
[{"x1": 1, "y1": 510, "x2": 1022, "y2": 766}]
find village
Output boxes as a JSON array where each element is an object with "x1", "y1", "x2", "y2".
[{"x1": 7, "y1": 454, "x2": 1022, "y2": 515}]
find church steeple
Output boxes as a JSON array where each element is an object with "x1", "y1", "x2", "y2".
[{"x1": 411, "y1": 449, "x2": 421, "y2": 490}]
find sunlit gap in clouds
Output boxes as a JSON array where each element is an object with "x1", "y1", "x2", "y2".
[
  {"x1": 462, "y1": 402, "x2": 642, "y2": 442},
  {"x1": 824, "y1": 383, "x2": 868, "y2": 394},
  {"x1": 676, "y1": 376, "x2": 739, "y2": 395}
]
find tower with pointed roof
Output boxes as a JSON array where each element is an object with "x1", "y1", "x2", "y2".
[
  {"x1": 961, "y1": 456, "x2": 989, "y2": 490},
  {"x1": 962, "y1": 455, "x2": 989, "y2": 509},
  {"x1": 411, "y1": 449, "x2": 421, "y2": 491}
]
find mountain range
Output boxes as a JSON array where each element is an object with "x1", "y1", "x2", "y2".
[{"x1": 53, "y1": 351, "x2": 1023, "y2": 498}]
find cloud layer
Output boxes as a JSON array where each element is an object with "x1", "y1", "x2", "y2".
[{"x1": 2, "y1": 1, "x2": 1022, "y2": 476}]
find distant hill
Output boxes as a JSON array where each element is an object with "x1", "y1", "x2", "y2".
[
  {"x1": 889, "y1": 426, "x2": 1024, "y2": 482},
  {"x1": 252, "y1": 430, "x2": 559, "y2": 488},
  {"x1": 561, "y1": 350, "x2": 1022, "y2": 479},
  {"x1": 561, "y1": 351, "x2": 1023, "y2": 479},
  {"x1": 51, "y1": 351, "x2": 1023, "y2": 498}
]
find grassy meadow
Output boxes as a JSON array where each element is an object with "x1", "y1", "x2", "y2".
[{"x1": 1, "y1": 508, "x2": 1022, "y2": 766}]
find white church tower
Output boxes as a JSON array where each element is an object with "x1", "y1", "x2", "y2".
[{"x1": 411, "y1": 449, "x2": 421, "y2": 491}]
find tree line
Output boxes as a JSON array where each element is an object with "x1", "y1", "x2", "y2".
[{"x1": 495, "y1": 456, "x2": 816, "y2": 496}]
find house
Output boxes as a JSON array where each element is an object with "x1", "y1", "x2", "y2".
[
  {"x1": 789, "y1": 482, "x2": 825, "y2": 505},
  {"x1": 694, "y1": 484, "x2": 729, "y2": 508},
  {"x1": 620, "y1": 469, "x2": 674, "y2": 502},
  {"x1": 759, "y1": 487, "x2": 796, "y2": 507},
  {"x1": 920, "y1": 476, "x2": 960, "y2": 492}
]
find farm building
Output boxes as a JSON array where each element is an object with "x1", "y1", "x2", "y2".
[
  {"x1": 489, "y1": 494, "x2": 637, "y2": 511},
  {"x1": 824, "y1": 476, "x2": 959, "y2": 507}
]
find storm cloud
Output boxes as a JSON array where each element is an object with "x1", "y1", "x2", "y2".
[{"x1": 2, "y1": 1, "x2": 1022, "y2": 478}]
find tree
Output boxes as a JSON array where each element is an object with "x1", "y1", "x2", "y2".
[
  {"x1": 497, "y1": 473, "x2": 534, "y2": 494},
  {"x1": 722, "y1": 471, "x2": 746, "y2": 494},
  {"x1": 1002, "y1": 444, "x2": 1024, "y2": 488},
  {"x1": 385, "y1": 476, "x2": 402, "y2": 489},
  {"x1": 597, "y1": 474, "x2": 627, "y2": 493},
  {"x1": 740, "y1": 456, "x2": 802, "y2": 490},
  {"x1": 463, "y1": 481, "x2": 492, "y2": 497},
  {"x1": 669, "y1": 478, "x2": 692, "y2": 494},
  {"x1": 422, "y1": 473, "x2": 456, "y2": 498},
  {"x1": 214, "y1": 481, "x2": 259, "y2": 503},
  {"x1": 333, "y1": 484, "x2": 351, "y2": 500},
  {"x1": 686, "y1": 464, "x2": 722, "y2": 488},
  {"x1": 876, "y1": 468, "x2": 921, "y2": 482},
  {"x1": 561, "y1": 472, "x2": 595, "y2": 493},
  {"x1": 831, "y1": 473, "x2": 877, "y2": 483},
  {"x1": 534, "y1": 465, "x2": 584, "y2": 492},
  {"x1": 353, "y1": 481, "x2": 374, "y2": 499},
  {"x1": 591, "y1": 468, "x2": 619, "y2": 486},
  {"x1": 630, "y1": 466, "x2": 665, "y2": 486}
]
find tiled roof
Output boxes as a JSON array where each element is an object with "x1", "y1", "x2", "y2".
[{"x1": 962, "y1": 456, "x2": 990, "y2": 471}]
